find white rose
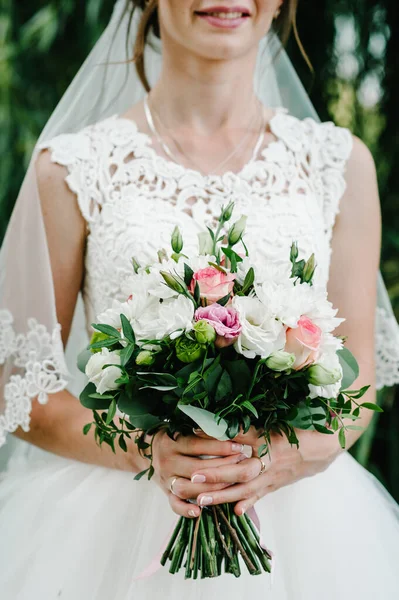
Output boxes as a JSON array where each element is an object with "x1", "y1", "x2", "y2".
[
  {"x1": 232, "y1": 296, "x2": 286, "y2": 359},
  {"x1": 85, "y1": 348, "x2": 122, "y2": 395}
]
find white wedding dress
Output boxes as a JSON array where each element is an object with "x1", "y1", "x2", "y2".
[{"x1": 1, "y1": 109, "x2": 398, "y2": 599}]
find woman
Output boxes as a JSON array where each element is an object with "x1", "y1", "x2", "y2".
[{"x1": 0, "y1": 0, "x2": 398, "y2": 598}]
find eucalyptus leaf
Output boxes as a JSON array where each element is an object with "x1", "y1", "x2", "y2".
[
  {"x1": 338, "y1": 347, "x2": 359, "y2": 390},
  {"x1": 77, "y1": 346, "x2": 93, "y2": 374},
  {"x1": 177, "y1": 404, "x2": 229, "y2": 440}
]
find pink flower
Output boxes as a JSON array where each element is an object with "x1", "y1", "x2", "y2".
[
  {"x1": 195, "y1": 304, "x2": 241, "y2": 349},
  {"x1": 189, "y1": 267, "x2": 236, "y2": 305},
  {"x1": 284, "y1": 316, "x2": 322, "y2": 370}
]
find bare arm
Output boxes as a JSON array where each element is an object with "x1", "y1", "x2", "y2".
[
  {"x1": 327, "y1": 135, "x2": 381, "y2": 448},
  {"x1": 12, "y1": 150, "x2": 145, "y2": 472}
]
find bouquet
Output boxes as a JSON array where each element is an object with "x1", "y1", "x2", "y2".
[{"x1": 79, "y1": 202, "x2": 379, "y2": 579}]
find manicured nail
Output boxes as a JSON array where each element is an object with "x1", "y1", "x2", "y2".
[
  {"x1": 243, "y1": 444, "x2": 252, "y2": 458},
  {"x1": 238, "y1": 506, "x2": 246, "y2": 515},
  {"x1": 188, "y1": 509, "x2": 197, "y2": 517},
  {"x1": 191, "y1": 474, "x2": 206, "y2": 483},
  {"x1": 199, "y1": 496, "x2": 213, "y2": 506},
  {"x1": 232, "y1": 443, "x2": 244, "y2": 453}
]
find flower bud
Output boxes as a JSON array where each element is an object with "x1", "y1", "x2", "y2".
[
  {"x1": 171, "y1": 225, "x2": 183, "y2": 254},
  {"x1": 160, "y1": 271, "x2": 187, "y2": 295},
  {"x1": 265, "y1": 350, "x2": 296, "y2": 372},
  {"x1": 176, "y1": 336, "x2": 206, "y2": 363},
  {"x1": 221, "y1": 201, "x2": 234, "y2": 222},
  {"x1": 228, "y1": 215, "x2": 247, "y2": 246},
  {"x1": 131, "y1": 256, "x2": 141, "y2": 274},
  {"x1": 135, "y1": 350, "x2": 155, "y2": 366},
  {"x1": 290, "y1": 242, "x2": 298, "y2": 263},
  {"x1": 198, "y1": 231, "x2": 214, "y2": 256},
  {"x1": 307, "y1": 364, "x2": 341, "y2": 386},
  {"x1": 157, "y1": 248, "x2": 168, "y2": 263},
  {"x1": 303, "y1": 253, "x2": 316, "y2": 283},
  {"x1": 193, "y1": 320, "x2": 217, "y2": 344}
]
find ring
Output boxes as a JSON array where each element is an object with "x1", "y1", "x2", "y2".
[
  {"x1": 255, "y1": 456, "x2": 267, "y2": 476},
  {"x1": 170, "y1": 477, "x2": 178, "y2": 495}
]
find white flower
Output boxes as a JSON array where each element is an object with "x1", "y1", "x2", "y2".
[
  {"x1": 232, "y1": 296, "x2": 286, "y2": 359},
  {"x1": 97, "y1": 299, "x2": 134, "y2": 329},
  {"x1": 132, "y1": 294, "x2": 194, "y2": 344},
  {"x1": 85, "y1": 348, "x2": 122, "y2": 395},
  {"x1": 256, "y1": 279, "x2": 343, "y2": 332},
  {"x1": 307, "y1": 346, "x2": 343, "y2": 399}
]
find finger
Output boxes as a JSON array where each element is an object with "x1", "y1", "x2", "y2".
[
  {"x1": 171, "y1": 452, "x2": 248, "y2": 480},
  {"x1": 178, "y1": 435, "x2": 247, "y2": 457},
  {"x1": 170, "y1": 477, "x2": 234, "y2": 500},
  {"x1": 234, "y1": 491, "x2": 273, "y2": 517},
  {"x1": 168, "y1": 492, "x2": 201, "y2": 518},
  {"x1": 191, "y1": 457, "x2": 268, "y2": 485},
  {"x1": 196, "y1": 473, "x2": 272, "y2": 507}
]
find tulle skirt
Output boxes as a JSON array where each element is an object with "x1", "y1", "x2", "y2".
[{"x1": 0, "y1": 438, "x2": 398, "y2": 600}]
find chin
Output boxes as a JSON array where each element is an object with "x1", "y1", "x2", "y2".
[{"x1": 189, "y1": 33, "x2": 260, "y2": 62}]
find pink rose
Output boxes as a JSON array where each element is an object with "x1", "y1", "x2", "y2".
[
  {"x1": 284, "y1": 316, "x2": 322, "y2": 370},
  {"x1": 190, "y1": 267, "x2": 236, "y2": 305},
  {"x1": 195, "y1": 304, "x2": 241, "y2": 349}
]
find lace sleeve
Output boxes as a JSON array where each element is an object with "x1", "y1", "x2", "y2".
[
  {"x1": 305, "y1": 119, "x2": 354, "y2": 237},
  {"x1": 0, "y1": 152, "x2": 72, "y2": 447},
  {"x1": 37, "y1": 127, "x2": 101, "y2": 224}
]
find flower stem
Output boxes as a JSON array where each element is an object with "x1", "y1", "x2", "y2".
[
  {"x1": 160, "y1": 517, "x2": 183, "y2": 566},
  {"x1": 185, "y1": 517, "x2": 195, "y2": 579},
  {"x1": 215, "y1": 505, "x2": 257, "y2": 574}
]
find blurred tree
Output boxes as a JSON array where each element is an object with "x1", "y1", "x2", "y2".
[{"x1": 0, "y1": 0, "x2": 398, "y2": 498}]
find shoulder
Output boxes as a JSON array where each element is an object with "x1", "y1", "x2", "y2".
[{"x1": 270, "y1": 110, "x2": 354, "y2": 169}]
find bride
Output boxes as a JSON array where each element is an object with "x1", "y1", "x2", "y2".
[{"x1": 1, "y1": 0, "x2": 399, "y2": 598}]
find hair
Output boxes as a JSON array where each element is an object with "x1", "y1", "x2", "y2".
[{"x1": 121, "y1": 0, "x2": 310, "y2": 92}]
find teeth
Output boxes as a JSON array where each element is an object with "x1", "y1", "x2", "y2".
[{"x1": 207, "y1": 12, "x2": 245, "y2": 19}]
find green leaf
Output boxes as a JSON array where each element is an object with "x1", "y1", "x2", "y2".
[
  {"x1": 134, "y1": 468, "x2": 150, "y2": 481},
  {"x1": 360, "y1": 402, "x2": 383, "y2": 412},
  {"x1": 331, "y1": 417, "x2": 339, "y2": 432},
  {"x1": 194, "y1": 281, "x2": 201, "y2": 305},
  {"x1": 227, "y1": 418, "x2": 240, "y2": 439},
  {"x1": 177, "y1": 404, "x2": 229, "y2": 440},
  {"x1": 92, "y1": 323, "x2": 120, "y2": 338},
  {"x1": 346, "y1": 425, "x2": 365, "y2": 431},
  {"x1": 241, "y1": 267, "x2": 255, "y2": 294},
  {"x1": 216, "y1": 291, "x2": 232, "y2": 307},
  {"x1": 106, "y1": 398, "x2": 117, "y2": 425},
  {"x1": 80, "y1": 383, "x2": 113, "y2": 410},
  {"x1": 120, "y1": 344, "x2": 135, "y2": 367},
  {"x1": 338, "y1": 428, "x2": 346, "y2": 449},
  {"x1": 118, "y1": 436, "x2": 128, "y2": 452},
  {"x1": 184, "y1": 263, "x2": 194, "y2": 287},
  {"x1": 83, "y1": 423, "x2": 92, "y2": 435},
  {"x1": 338, "y1": 347, "x2": 359, "y2": 390},
  {"x1": 215, "y1": 370, "x2": 233, "y2": 402},
  {"x1": 77, "y1": 346, "x2": 93, "y2": 373},
  {"x1": 89, "y1": 392, "x2": 115, "y2": 400},
  {"x1": 241, "y1": 399, "x2": 258, "y2": 418},
  {"x1": 90, "y1": 338, "x2": 120, "y2": 350},
  {"x1": 313, "y1": 423, "x2": 334, "y2": 435},
  {"x1": 120, "y1": 314, "x2": 135, "y2": 344}
]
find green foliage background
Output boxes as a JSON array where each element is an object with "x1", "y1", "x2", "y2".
[{"x1": 1, "y1": 1, "x2": 398, "y2": 499}]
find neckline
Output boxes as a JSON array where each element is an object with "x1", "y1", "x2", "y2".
[{"x1": 112, "y1": 106, "x2": 288, "y2": 181}]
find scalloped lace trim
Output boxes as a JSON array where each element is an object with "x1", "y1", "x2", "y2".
[
  {"x1": 0, "y1": 310, "x2": 69, "y2": 446},
  {"x1": 375, "y1": 307, "x2": 399, "y2": 390}
]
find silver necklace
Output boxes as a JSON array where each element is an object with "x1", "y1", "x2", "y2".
[{"x1": 144, "y1": 94, "x2": 266, "y2": 175}]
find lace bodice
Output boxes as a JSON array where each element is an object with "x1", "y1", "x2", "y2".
[{"x1": 38, "y1": 110, "x2": 353, "y2": 330}]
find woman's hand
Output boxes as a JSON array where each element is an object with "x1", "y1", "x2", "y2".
[
  {"x1": 192, "y1": 427, "x2": 343, "y2": 516},
  {"x1": 150, "y1": 429, "x2": 248, "y2": 518}
]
